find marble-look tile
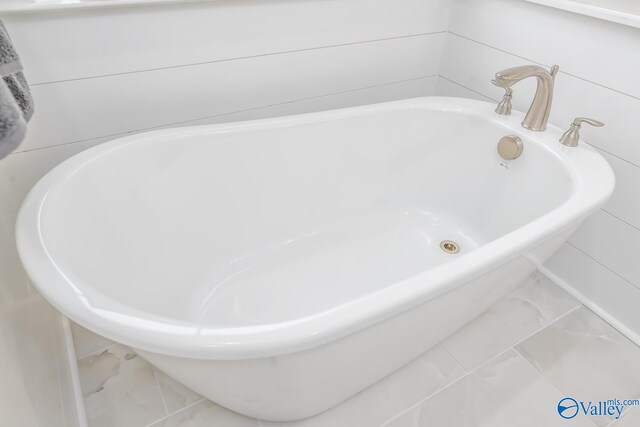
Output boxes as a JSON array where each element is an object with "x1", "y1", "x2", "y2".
[
  {"x1": 387, "y1": 349, "x2": 596, "y2": 427},
  {"x1": 154, "y1": 367, "x2": 202, "y2": 415},
  {"x1": 150, "y1": 400, "x2": 259, "y2": 427},
  {"x1": 78, "y1": 344, "x2": 167, "y2": 427},
  {"x1": 614, "y1": 407, "x2": 640, "y2": 426},
  {"x1": 516, "y1": 307, "x2": 640, "y2": 427},
  {"x1": 262, "y1": 344, "x2": 465, "y2": 427},
  {"x1": 71, "y1": 321, "x2": 115, "y2": 359},
  {"x1": 441, "y1": 274, "x2": 580, "y2": 370}
]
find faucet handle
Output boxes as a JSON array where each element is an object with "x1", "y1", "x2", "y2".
[
  {"x1": 571, "y1": 117, "x2": 604, "y2": 128},
  {"x1": 560, "y1": 117, "x2": 604, "y2": 147},
  {"x1": 492, "y1": 80, "x2": 513, "y2": 115}
]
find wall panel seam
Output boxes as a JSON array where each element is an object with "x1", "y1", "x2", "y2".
[
  {"x1": 566, "y1": 240, "x2": 640, "y2": 291},
  {"x1": 592, "y1": 144, "x2": 640, "y2": 169},
  {"x1": 14, "y1": 75, "x2": 438, "y2": 155},
  {"x1": 31, "y1": 32, "x2": 446, "y2": 87},
  {"x1": 447, "y1": 31, "x2": 640, "y2": 102},
  {"x1": 599, "y1": 208, "x2": 640, "y2": 234},
  {"x1": 436, "y1": 73, "x2": 497, "y2": 101}
]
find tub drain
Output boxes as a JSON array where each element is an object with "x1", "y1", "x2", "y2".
[{"x1": 440, "y1": 240, "x2": 460, "y2": 254}]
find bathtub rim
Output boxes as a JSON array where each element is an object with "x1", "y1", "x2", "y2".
[{"x1": 15, "y1": 96, "x2": 615, "y2": 360}]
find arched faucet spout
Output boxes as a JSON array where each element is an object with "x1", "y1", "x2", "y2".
[{"x1": 493, "y1": 64, "x2": 559, "y2": 131}]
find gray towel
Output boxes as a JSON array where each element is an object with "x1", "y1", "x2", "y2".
[{"x1": 0, "y1": 20, "x2": 33, "y2": 160}]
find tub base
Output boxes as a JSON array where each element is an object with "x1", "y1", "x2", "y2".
[{"x1": 137, "y1": 256, "x2": 537, "y2": 421}]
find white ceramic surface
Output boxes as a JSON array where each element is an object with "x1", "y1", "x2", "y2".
[
  {"x1": 16, "y1": 97, "x2": 614, "y2": 420},
  {"x1": 0, "y1": 2, "x2": 446, "y2": 425},
  {"x1": 442, "y1": 0, "x2": 640, "y2": 351}
]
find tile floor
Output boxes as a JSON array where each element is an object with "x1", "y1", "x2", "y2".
[{"x1": 71, "y1": 273, "x2": 640, "y2": 427}]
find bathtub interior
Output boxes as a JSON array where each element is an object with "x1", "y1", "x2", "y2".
[{"x1": 39, "y1": 105, "x2": 573, "y2": 327}]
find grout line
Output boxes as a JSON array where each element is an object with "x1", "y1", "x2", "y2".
[
  {"x1": 440, "y1": 343, "x2": 468, "y2": 373},
  {"x1": 382, "y1": 299, "x2": 583, "y2": 426},
  {"x1": 487, "y1": 304, "x2": 582, "y2": 361},
  {"x1": 152, "y1": 367, "x2": 170, "y2": 417},
  {"x1": 436, "y1": 74, "x2": 498, "y2": 102},
  {"x1": 511, "y1": 347, "x2": 601, "y2": 427},
  {"x1": 145, "y1": 398, "x2": 206, "y2": 427},
  {"x1": 12, "y1": 74, "x2": 438, "y2": 155},
  {"x1": 446, "y1": 31, "x2": 640, "y2": 102},
  {"x1": 31, "y1": 32, "x2": 445, "y2": 86},
  {"x1": 512, "y1": 347, "x2": 566, "y2": 394},
  {"x1": 566, "y1": 241, "x2": 640, "y2": 291}
]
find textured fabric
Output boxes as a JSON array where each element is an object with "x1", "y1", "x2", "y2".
[
  {"x1": 0, "y1": 79, "x2": 26, "y2": 159},
  {"x1": 0, "y1": 19, "x2": 32, "y2": 160},
  {"x1": 4, "y1": 71, "x2": 34, "y2": 121},
  {"x1": 0, "y1": 21, "x2": 21, "y2": 75}
]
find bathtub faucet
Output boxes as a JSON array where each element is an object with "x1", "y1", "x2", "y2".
[{"x1": 492, "y1": 64, "x2": 559, "y2": 131}]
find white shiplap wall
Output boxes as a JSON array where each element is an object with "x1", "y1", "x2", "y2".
[
  {"x1": 436, "y1": 0, "x2": 640, "y2": 337},
  {"x1": 0, "y1": 1, "x2": 452, "y2": 425}
]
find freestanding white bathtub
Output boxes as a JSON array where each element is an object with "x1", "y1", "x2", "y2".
[{"x1": 16, "y1": 97, "x2": 614, "y2": 421}]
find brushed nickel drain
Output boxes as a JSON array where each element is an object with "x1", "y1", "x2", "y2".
[
  {"x1": 440, "y1": 240, "x2": 460, "y2": 254},
  {"x1": 497, "y1": 135, "x2": 523, "y2": 160}
]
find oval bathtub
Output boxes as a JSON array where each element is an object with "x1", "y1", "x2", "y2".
[{"x1": 16, "y1": 97, "x2": 614, "y2": 421}]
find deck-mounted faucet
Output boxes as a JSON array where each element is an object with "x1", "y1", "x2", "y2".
[{"x1": 492, "y1": 64, "x2": 559, "y2": 131}]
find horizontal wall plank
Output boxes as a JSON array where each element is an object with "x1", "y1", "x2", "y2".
[
  {"x1": 172, "y1": 76, "x2": 437, "y2": 127},
  {"x1": 20, "y1": 33, "x2": 443, "y2": 152},
  {"x1": 597, "y1": 149, "x2": 640, "y2": 231},
  {"x1": 4, "y1": 0, "x2": 451, "y2": 84},
  {"x1": 448, "y1": 0, "x2": 640, "y2": 99},
  {"x1": 439, "y1": 33, "x2": 640, "y2": 167},
  {"x1": 1, "y1": 76, "x2": 436, "y2": 216},
  {"x1": 568, "y1": 209, "x2": 640, "y2": 288},
  {"x1": 544, "y1": 243, "x2": 640, "y2": 334}
]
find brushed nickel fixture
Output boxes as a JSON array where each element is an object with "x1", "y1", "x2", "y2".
[
  {"x1": 440, "y1": 240, "x2": 460, "y2": 254},
  {"x1": 497, "y1": 135, "x2": 524, "y2": 160},
  {"x1": 493, "y1": 64, "x2": 559, "y2": 131},
  {"x1": 559, "y1": 117, "x2": 604, "y2": 147},
  {"x1": 493, "y1": 84, "x2": 513, "y2": 115}
]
